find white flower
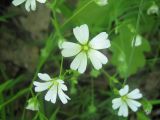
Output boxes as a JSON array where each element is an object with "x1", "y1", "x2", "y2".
[
  {"x1": 95, "y1": 0, "x2": 108, "y2": 6},
  {"x1": 12, "y1": 0, "x2": 46, "y2": 12},
  {"x1": 131, "y1": 35, "x2": 142, "y2": 47},
  {"x1": 61, "y1": 24, "x2": 111, "y2": 73},
  {"x1": 147, "y1": 3, "x2": 159, "y2": 15},
  {"x1": 33, "y1": 73, "x2": 70, "y2": 104},
  {"x1": 112, "y1": 85, "x2": 143, "y2": 117},
  {"x1": 26, "y1": 97, "x2": 39, "y2": 111}
]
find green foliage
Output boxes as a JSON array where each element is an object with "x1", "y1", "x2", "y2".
[
  {"x1": 141, "y1": 99, "x2": 153, "y2": 115},
  {"x1": 111, "y1": 22, "x2": 151, "y2": 78},
  {"x1": 137, "y1": 112, "x2": 150, "y2": 120}
]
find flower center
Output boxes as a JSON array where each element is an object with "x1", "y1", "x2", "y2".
[
  {"x1": 121, "y1": 95, "x2": 128, "y2": 101},
  {"x1": 52, "y1": 80, "x2": 59, "y2": 85},
  {"x1": 82, "y1": 44, "x2": 89, "y2": 51},
  {"x1": 48, "y1": 79, "x2": 59, "y2": 89}
]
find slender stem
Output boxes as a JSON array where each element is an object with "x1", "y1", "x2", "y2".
[
  {"x1": 59, "y1": 56, "x2": 64, "y2": 77},
  {"x1": 123, "y1": 0, "x2": 144, "y2": 85},
  {"x1": 61, "y1": 0, "x2": 94, "y2": 28}
]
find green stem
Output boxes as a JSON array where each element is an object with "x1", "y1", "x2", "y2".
[
  {"x1": 150, "y1": 100, "x2": 160, "y2": 105},
  {"x1": 61, "y1": 0, "x2": 94, "y2": 28},
  {"x1": 101, "y1": 69, "x2": 119, "y2": 91},
  {"x1": 59, "y1": 56, "x2": 64, "y2": 77},
  {"x1": 123, "y1": 0, "x2": 144, "y2": 85}
]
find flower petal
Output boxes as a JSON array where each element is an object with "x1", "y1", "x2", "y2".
[
  {"x1": 112, "y1": 98, "x2": 122, "y2": 110},
  {"x1": 25, "y1": 0, "x2": 31, "y2": 12},
  {"x1": 127, "y1": 89, "x2": 142, "y2": 99},
  {"x1": 90, "y1": 49, "x2": 108, "y2": 64},
  {"x1": 12, "y1": 0, "x2": 25, "y2": 6},
  {"x1": 61, "y1": 42, "x2": 81, "y2": 49},
  {"x1": 88, "y1": 50, "x2": 102, "y2": 70},
  {"x1": 31, "y1": 0, "x2": 36, "y2": 11},
  {"x1": 33, "y1": 81, "x2": 51, "y2": 92},
  {"x1": 118, "y1": 101, "x2": 128, "y2": 117},
  {"x1": 38, "y1": 73, "x2": 51, "y2": 81},
  {"x1": 119, "y1": 85, "x2": 129, "y2": 96},
  {"x1": 59, "y1": 84, "x2": 68, "y2": 91},
  {"x1": 126, "y1": 99, "x2": 141, "y2": 112},
  {"x1": 73, "y1": 24, "x2": 89, "y2": 44},
  {"x1": 57, "y1": 79, "x2": 64, "y2": 84},
  {"x1": 61, "y1": 42, "x2": 81, "y2": 57},
  {"x1": 88, "y1": 49, "x2": 108, "y2": 70},
  {"x1": 89, "y1": 32, "x2": 110, "y2": 49},
  {"x1": 45, "y1": 85, "x2": 57, "y2": 102},
  {"x1": 58, "y1": 87, "x2": 70, "y2": 104},
  {"x1": 37, "y1": 0, "x2": 46, "y2": 3},
  {"x1": 78, "y1": 52, "x2": 87, "y2": 73},
  {"x1": 70, "y1": 52, "x2": 87, "y2": 73},
  {"x1": 51, "y1": 86, "x2": 58, "y2": 103}
]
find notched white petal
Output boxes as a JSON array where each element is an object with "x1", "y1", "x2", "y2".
[
  {"x1": 78, "y1": 52, "x2": 87, "y2": 73},
  {"x1": 38, "y1": 73, "x2": 51, "y2": 81},
  {"x1": 25, "y1": 0, "x2": 31, "y2": 12},
  {"x1": 31, "y1": 0, "x2": 36, "y2": 11},
  {"x1": 45, "y1": 85, "x2": 57, "y2": 103},
  {"x1": 33, "y1": 81, "x2": 51, "y2": 92},
  {"x1": 118, "y1": 101, "x2": 128, "y2": 117},
  {"x1": 126, "y1": 99, "x2": 141, "y2": 112},
  {"x1": 89, "y1": 32, "x2": 111, "y2": 49},
  {"x1": 61, "y1": 42, "x2": 81, "y2": 57},
  {"x1": 127, "y1": 89, "x2": 143, "y2": 99},
  {"x1": 112, "y1": 98, "x2": 122, "y2": 110},
  {"x1": 58, "y1": 88, "x2": 70, "y2": 104},
  {"x1": 59, "y1": 84, "x2": 68, "y2": 91},
  {"x1": 73, "y1": 24, "x2": 89, "y2": 44},
  {"x1": 88, "y1": 49, "x2": 102, "y2": 70},
  {"x1": 70, "y1": 52, "x2": 84, "y2": 72},
  {"x1": 119, "y1": 85, "x2": 129, "y2": 96},
  {"x1": 61, "y1": 42, "x2": 81, "y2": 49}
]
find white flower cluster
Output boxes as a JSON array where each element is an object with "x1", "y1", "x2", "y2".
[
  {"x1": 12, "y1": 0, "x2": 145, "y2": 116},
  {"x1": 9, "y1": 0, "x2": 148, "y2": 118},
  {"x1": 26, "y1": 24, "x2": 143, "y2": 118}
]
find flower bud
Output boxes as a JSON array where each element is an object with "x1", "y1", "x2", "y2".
[
  {"x1": 95, "y1": 0, "x2": 108, "y2": 6},
  {"x1": 26, "y1": 97, "x2": 39, "y2": 111}
]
